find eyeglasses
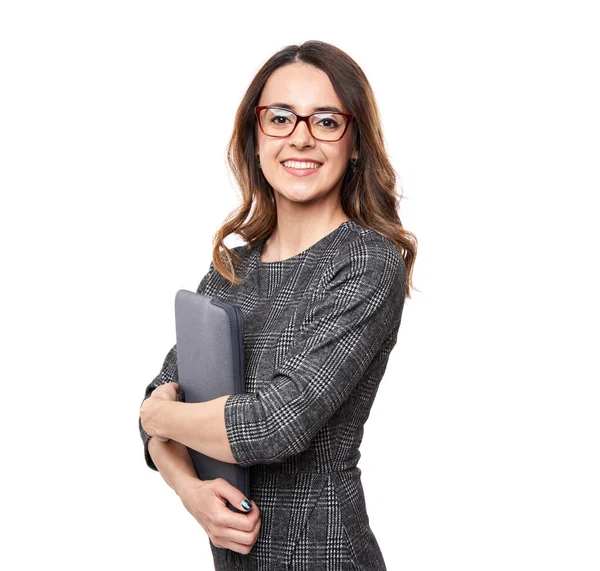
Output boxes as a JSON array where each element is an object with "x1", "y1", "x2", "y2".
[{"x1": 255, "y1": 106, "x2": 354, "y2": 142}]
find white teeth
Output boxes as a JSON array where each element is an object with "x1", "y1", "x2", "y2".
[{"x1": 282, "y1": 161, "x2": 322, "y2": 169}]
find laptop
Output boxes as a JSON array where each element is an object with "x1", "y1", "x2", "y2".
[{"x1": 174, "y1": 289, "x2": 249, "y2": 512}]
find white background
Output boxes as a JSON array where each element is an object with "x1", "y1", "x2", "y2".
[{"x1": 1, "y1": 1, "x2": 598, "y2": 569}]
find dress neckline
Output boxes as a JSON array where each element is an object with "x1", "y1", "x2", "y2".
[{"x1": 255, "y1": 219, "x2": 354, "y2": 267}]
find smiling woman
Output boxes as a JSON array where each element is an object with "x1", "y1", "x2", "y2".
[{"x1": 138, "y1": 40, "x2": 418, "y2": 570}]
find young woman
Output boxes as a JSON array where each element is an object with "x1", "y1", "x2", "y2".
[{"x1": 139, "y1": 40, "x2": 417, "y2": 570}]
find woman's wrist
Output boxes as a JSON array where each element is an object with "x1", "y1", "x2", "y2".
[
  {"x1": 166, "y1": 440, "x2": 206, "y2": 497},
  {"x1": 173, "y1": 471, "x2": 200, "y2": 499},
  {"x1": 147, "y1": 437, "x2": 203, "y2": 496}
]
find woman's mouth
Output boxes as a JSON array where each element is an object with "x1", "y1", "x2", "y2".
[{"x1": 280, "y1": 161, "x2": 323, "y2": 177}]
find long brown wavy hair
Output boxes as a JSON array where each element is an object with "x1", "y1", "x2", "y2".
[{"x1": 210, "y1": 40, "x2": 418, "y2": 299}]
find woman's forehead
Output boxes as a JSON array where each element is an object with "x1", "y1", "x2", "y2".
[{"x1": 260, "y1": 64, "x2": 344, "y2": 113}]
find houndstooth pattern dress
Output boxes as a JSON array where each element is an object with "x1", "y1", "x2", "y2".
[{"x1": 138, "y1": 219, "x2": 407, "y2": 570}]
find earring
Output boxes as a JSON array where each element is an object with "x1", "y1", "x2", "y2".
[
  {"x1": 257, "y1": 155, "x2": 262, "y2": 170},
  {"x1": 350, "y1": 157, "x2": 357, "y2": 174}
]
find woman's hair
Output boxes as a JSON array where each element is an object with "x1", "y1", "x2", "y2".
[{"x1": 211, "y1": 40, "x2": 418, "y2": 299}]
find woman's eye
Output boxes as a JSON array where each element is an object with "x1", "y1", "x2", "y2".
[{"x1": 319, "y1": 118, "x2": 339, "y2": 128}]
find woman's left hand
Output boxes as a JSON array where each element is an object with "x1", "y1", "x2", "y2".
[{"x1": 140, "y1": 382, "x2": 181, "y2": 442}]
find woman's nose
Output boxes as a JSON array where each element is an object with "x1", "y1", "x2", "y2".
[{"x1": 289, "y1": 119, "x2": 315, "y2": 147}]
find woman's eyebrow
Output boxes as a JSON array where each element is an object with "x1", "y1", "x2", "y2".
[{"x1": 268, "y1": 102, "x2": 343, "y2": 113}]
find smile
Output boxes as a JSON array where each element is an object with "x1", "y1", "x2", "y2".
[{"x1": 280, "y1": 162, "x2": 323, "y2": 177}]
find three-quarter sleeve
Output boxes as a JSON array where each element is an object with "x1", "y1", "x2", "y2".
[
  {"x1": 223, "y1": 235, "x2": 407, "y2": 467},
  {"x1": 138, "y1": 261, "x2": 215, "y2": 471}
]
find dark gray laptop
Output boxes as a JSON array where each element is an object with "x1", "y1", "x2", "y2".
[{"x1": 174, "y1": 289, "x2": 249, "y2": 512}]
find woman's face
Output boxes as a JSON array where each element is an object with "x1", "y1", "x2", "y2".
[{"x1": 256, "y1": 63, "x2": 357, "y2": 208}]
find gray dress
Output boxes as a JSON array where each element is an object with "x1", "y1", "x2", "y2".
[{"x1": 138, "y1": 219, "x2": 407, "y2": 570}]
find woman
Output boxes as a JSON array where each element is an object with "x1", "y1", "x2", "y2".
[{"x1": 139, "y1": 40, "x2": 417, "y2": 570}]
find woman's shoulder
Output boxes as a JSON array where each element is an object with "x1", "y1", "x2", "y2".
[
  {"x1": 331, "y1": 220, "x2": 405, "y2": 275},
  {"x1": 230, "y1": 243, "x2": 254, "y2": 259}
]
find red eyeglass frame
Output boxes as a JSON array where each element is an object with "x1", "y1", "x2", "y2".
[{"x1": 255, "y1": 105, "x2": 354, "y2": 142}]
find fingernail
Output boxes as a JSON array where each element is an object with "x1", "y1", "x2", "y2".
[{"x1": 241, "y1": 499, "x2": 252, "y2": 511}]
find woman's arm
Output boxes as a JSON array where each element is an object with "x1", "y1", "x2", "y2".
[
  {"x1": 147, "y1": 436, "x2": 204, "y2": 496},
  {"x1": 221, "y1": 234, "x2": 407, "y2": 467},
  {"x1": 147, "y1": 395, "x2": 238, "y2": 465}
]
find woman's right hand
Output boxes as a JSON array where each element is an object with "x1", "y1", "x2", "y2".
[{"x1": 179, "y1": 477, "x2": 261, "y2": 555}]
